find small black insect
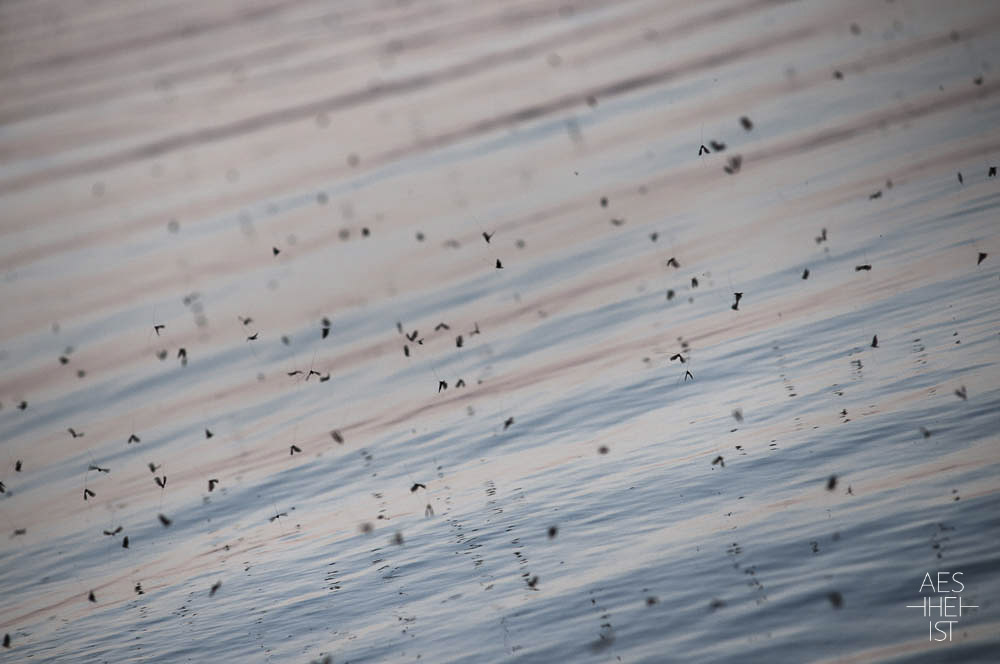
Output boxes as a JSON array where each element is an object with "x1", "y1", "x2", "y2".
[
  {"x1": 147, "y1": 462, "x2": 159, "y2": 473},
  {"x1": 978, "y1": 252, "x2": 988, "y2": 265},
  {"x1": 650, "y1": 232, "x2": 659, "y2": 242},
  {"x1": 17, "y1": 401, "x2": 27, "y2": 410},
  {"x1": 4, "y1": 633, "x2": 10, "y2": 648},
  {"x1": 732, "y1": 409, "x2": 743, "y2": 423},
  {"x1": 698, "y1": 144, "x2": 710, "y2": 156},
  {"x1": 68, "y1": 428, "x2": 84, "y2": 438},
  {"x1": 827, "y1": 475, "x2": 838, "y2": 491},
  {"x1": 208, "y1": 479, "x2": 219, "y2": 492},
  {"x1": 210, "y1": 581, "x2": 222, "y2": 597},
  {"x1": 290, "y1": 445, "x2": 302, "y2": 455},
  {"x1": 957, "y1": 172, "x2": 964, "y2": 185},
  {"x1": 684, "y1": 370, "x2": 694, "y2": 381},
  {"x1": 731, "y1": 292, "x2": 743, "y2": 311},
  {"x1": 828, "y1": 591, "x2": 843, "y2": 609},
  {"x1": 410, "y1": 483, "x2": 427, "y2": 492},
  {"x1": 954, "y1": 386, "x2": 967, "y2": 400},
  {"x1": 802, "y1": 268, "x2": 810, "y2": 279},
  {"x1": 815, "y1": 228, "x2": 827, "y2": 244},
  {"x1": 89, "y1": 465, "x2": 109, "y2": 473},
  {"x1": 287, "y1": 370, "x2": 303, "y2": 377},
  {"x1": 438, "y1": 380, "x2": 447, "y2": 392},
  {"x1": 548, "y1": 526, "x2": 558, "y2": 538},
  {"x1": 989, "y1": 166, "x2": 996, "y2": 178},
  {"x1": 455, "y1": 379, "x2": 466, "y2": 388},
  {"x1": 272, "y1": 247, "x2": 280, "y2": 256},
  {"x1": 666, "y1": 289, "x2": 675, "y2": 300},
  {"x1": 177, "y1": 348, "x2": 187, "y2": 366},
  {"x1": 103, "y1": 526, "x2": 122, "y2": 536},
  {"x1": 670, "y1": 353, "x2": 686, "y2": 363},
  {"x1": 154, "y1": 324, "x2": 165, "y2": 336},
  {"x1": 482, "y1": 232, "x2": 494, "y2": 243},
  {"x1": 712, "y1": 456, "x2": 725, "y2": 467},
  {"x1": 855, "y1": 264, "x2": 872, "y2": 271},
  {"x1": 122, "y1": 536, "x2": 129, "y2": 548},
  {"x1": 246, "y1": 332, "x2": 258, "y2": 341},
  {"x1": 331, "y1": 430, "x2": 344, "y2": 444},
  {"x1": 691, "y1": 277, "x2": 699, "y2": 288},
  {"x1": 496, "y1": 259, "x2": 503, "y2": 269},
  {"x1": 455, "y1": 335, "x2": 463, "y2": 348},
  {"x1": 158, "y1": 514, "x2": 172, "y2": 527},
  {"x1": 155, "y1": 476, "x2": 166, "y2": 489},
  {"x1": 84, "y1": 488, "x2": 95, "y2": 500},
  {"x1": 871, "y1": 335, "x2": 878, "y2": 348},
  {"x1": 129, "y1": 433, "x2": 141, "y2": 444},
  {"x1": 740, "y1": 116, "x2": 753, "y2": 130},
  {"x1": 666, "y1": 257, "x2": 680, "y2": 268},
  {"x1": 239, "y1": 316, "x2": 253, "y2": 326},
  {"x1": 14, "y1": 460, "x2": 22, "y2": 472},
  {"x1": 709, "y1": 140, "x2": 726, "y2": 152},
  {"x1": 435, "y1": 322, "x2": 450, "y2": 331},
  {"x1": 88, "y1": 591, "x2": 96, "y2": 603},
  {"x1": 503, "y1": 416, "x2": 514, "y2": 430},
  {"x1": 406, "y1": 330, "x2": 419, "y2": 342},
  {"x1": 723, "y1": 155, "x2": 742, "y2": 174}
]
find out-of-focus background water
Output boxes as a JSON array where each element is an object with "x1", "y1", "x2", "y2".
[{"x1": 1, "y1": 0, "x2": 998, "y2": 661}]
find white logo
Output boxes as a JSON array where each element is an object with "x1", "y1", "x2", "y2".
[{"x1": 906, "y1": 572, "x2": 977, "y2": 641}]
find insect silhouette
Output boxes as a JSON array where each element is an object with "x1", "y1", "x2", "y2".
[
  {"x1": 270, "y1": 512, "x2": 288, "y2": 522},
  {"x1": 210, "y1": 581, "x2": 222, "y2": 597},
  {"x1": 84, "y1": 489, "x2": 95, "y2": 500},
  {"x1": 526, "y1": 576, "x2": 539, "y2": 589},
  {"x1": 698, "y1": 144, "x2": 709, "y2": 156},
  {"x1": 331, "y1": 430, "x2": 344, "y2": 444},
  {"x1": 802, "y1": 268, "x2": 810, "y2": 279},
  {"x1": 456, "y1": 335, "x2": 464, "y2": 348},
  {"x1": 855, "y1": 264, "x2": 872, "y2": 271},
  {"x1": 435, "y1": 322, "x2": 450, "y2": 331},
  {"x1": 957, "y1": 172, "x2": 963, "y2": 185},
  {"x1": 504, "y1": 416, "x2": 515, "y2": 430},
  {"x1": 684, "y1": 370, "x2": 694, "y2": 381},
  {"x1": 103, "y1": 526, "x2": 123, "y2": 536},
  {"x1": 548, "y1": 526, "x2": 558, "y2": 538},
  {"x1": 406, "y1": 330, "x2": 419, "y2": 342},
  {"x1": 205, "y1": 428, "x2": 213, "y2": 439},
  {"x1": 410, "y1": 483, "x2": 427, "y2": 492},
  {"x1": 650, "y1": 232, "x2": 659, "y2": 242},
  {"x1": 828, "y1": 591, "x2": 843, "y2": 609},
  {"x1": 88, "y1": 591, "x2": 96, "y2": 603},
  {"x1": 208, "y1": 479, "x2": 219, "y2": 492},
  {"x1": 322, "y1": 317, "x2": 331, "y2": 339},
  {"x1": 11, "y1": 529, "x2": 26, "y2": 536},
  {"x1": 815, "y1": 228, "x2": 827, "y2": 244},
  {"x1": 496, "y1": 259, "x2": 503, "y2": 269},
  {"x1": 246, "y1": 332, "x2": 258, "y2": 341},
  {"x1": 732, "y1": 409, "x2": 743, "y2": 423},
  {"x1": 666, "y1": 257, "x2": 680, "y2": 268},
  {"x1": 155, "y1": 476, "x2": 166, "y2": 489},
  {"x1": 691, "y1": 277, "x2": 699, "y2": 288},
  {"x1": 158, "y1": 514, "x2": 172, "y2": 527},
  {"x1": 239, "y1": 316, "x2": 253, "y2": 326},
  {"x1": 17, "y1": 401, "x2": 27, "y2": 410},
  {"x1": 273, "y1": 247, "x2": 280, "y2": 256},
  {"x1": 470, "y1": 322, "x2": 481, "y2": 336},
  {"x1": 666, "y1": 289, "x2": 675, "y2": 300},
  {"x1": 88, "y1": 465, "x2": 110, "y2": 473},
  {"x1": 287, "y1": 370, "x2": 303, "y2": 377},
  {"x1": 177, "y1": 348, "x2": 187, "y2": 365},
  {"x1": 483, "y1": 232, "x2": 494, "y2": 243},
  {"x1": 438, "y1": 380, "x2": 448, "y2": 392},
  {"x1": 989, "y1": 166, "x2": 997, "y2": 178},
  {"x1": 122, "y1": 536, "x2": 129, "y2": 548},
  {"x1": 147, "y1": 462, "x2": 159, "y2": 473},
  {"x1": 306, "y1": 370, "x2": 322, "y2": 380},
  {"x1": 0, "y1": 482, "x2": 5, "y2": 494},
  {"x1": 871, "y1": 335, "x2": 878, "y2": 348},
  {"x1": 920, "y1": 427, "x2": 932, "y2": 439},
  {"x1": 740, "y1": 116, "x2": 753, "y2": 130},
  {"x1": 869, "y1": 190, "x2": 882, "y2": 200},
  {"x1": 731, "y1": 292, "x2": 743, "y2": 311},
  {"x1": 712, "y1": 456, "x2": 725, "y2": 467},
  {"x1": 68, "y1": 428, "x2": 84, "y2": 438},
  {"x1": 153, "y1": 325, "x2": 165, "y2": 336},
  {"x1": 14, "y1": 461, "x2": 21, "y2": 472},
  {"x1": 827, "y1": 475, "x2": 838, "y2": 491},
  {"x1": 723, "y1": 155, "x2": 742, "y2": 174},
  {"x1": 954, "y1": 386, "x2": 967, "y2": 400},
  {"x1": 709, "y1": 140, "x2": 726, "y2": 151},
  {"x1": 60, "y1": 355, "x2": 70, "y2": 364},
  {"x1": 156, "y1": 350, "x2": 168, "y2": 360},
  {"x1": 319, "y1": 373, "x2": 330, "y2": 382},
  {"x1": 978, "y1": 252, "x2": 988, "y2": 265},
  {"x1": 4, "y1": 633, "x2": 10, "y2": 648},
  {"x1": 670, "y1": 353, "x2": 686, "y2": 363},
  {"x1": 290, "y1": 445, "x2": 302, "y2": 455}
]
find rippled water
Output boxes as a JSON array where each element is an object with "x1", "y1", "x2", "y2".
[{"x1": 1, "y1": 0, "x2": 999, "y2": 662}]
